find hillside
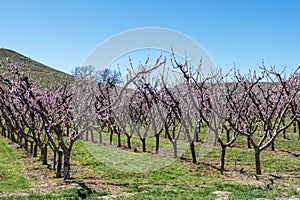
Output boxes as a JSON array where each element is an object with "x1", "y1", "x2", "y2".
[{"x1": 0, "y1": 48, "x2": 70, "y2": 87}]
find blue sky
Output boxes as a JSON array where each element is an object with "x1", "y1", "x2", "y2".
[{"x1": 0, "y1": 0, "x2": 299, "y2": 75}]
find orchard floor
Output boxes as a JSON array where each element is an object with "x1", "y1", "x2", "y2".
[{"x1": 0, "y1": 135, "x2": 300, "y2": 199}]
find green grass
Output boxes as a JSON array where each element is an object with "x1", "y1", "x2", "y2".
[
  {"x1": 1, "y1": 123, "x2": 300, "y2": 199},
  {"x1": 72, "y1": 139, "x2": 300, "y2": 199},
  {"x1": 0, "y1": 137, "x2": 30, "y2": 193}
]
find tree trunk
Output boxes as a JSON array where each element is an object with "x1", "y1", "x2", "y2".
[
  {"x1": 117, "y1": 133, "x2": 121, "y2": 147},
  {"x1": 213, "y1": 134, "x2": 217, "y2": 146},
  {"x1": 30, "y1": 141, "x2": 34, "y2": 154},
  {"x1": 197, "y1": 122, "x2": 201, "y2": 142},
  {"x1": 7, "y1": 130, "x2": 10, "y2": 140},
  {"x1": 220, "y1": 145, "x2": 226, "y2": 173},
  {"x1": 91, "y1": 130, "x2": 94, "y2": 143},
  {"x1": 56, "y1": 151, "x2": 63, "y2": 178},
  {"x1": 41, "y1": 144, "x2": 48, "y2": 165},
  {"x1": 99, "y1": 131, "x2": 102, "y2": 143},
  {"x1": 2, "y1": 125, "x2": 6, "y2": 137},
  {"x1": 141, "y1": 138, "x2": 146, "y2": 152},
  {"x1": 18, "y1": 135, "x2": 23, "y2": 148},
  {"x1": 195, "y1": 132, "x2": 199, "y2": 142},
  {"x1": 247, "y1": 138, "x2": 252, "y2": 148},
  {"x1": 282, "y1": 119, "x2": 286, "y2": 139},
  {"x1": 63, "y1": 150, "x2": 71, "y2": 180},
  {"x1": 254, "y1": 148, "x2": 261, "y2": 175},
  {"x1": 226, "y1": 129, "x2": 230, "y2": 143},
  {"x1": 11, "y1": 133, "x2": 16, "y2": 143},
  {"x1": 172, "y1": 141, "x2": 177, "y2": 158},
  {"x1": 24, "y1": 137, "x2": 29, "y2": 152},
  {"x1": 85, "y1": 131, "x2": 89, "y2": 141},
  {"x1": 53, "y1": 150, "x2": 57, "y2": 170},
  {"x1": 126, "y1": 135, "x2": 131, "y2": 149},
  {"x1": 269, "y1": 133, "x2": 275, "y2": 151},
  {"x1": 190, "y1": 141, "x2": 197, "y2": 163},
  {"x1": 109, "y1": 128, "x2": 113, "y2": 145},
  {"x1": 283, "y1": 129, "x2": 286, "y2": 139},
  {"x1": 297, "y1": 120, "x2": 300, "y2": 140},
  {"x1": 293, "y1": 121, "x2": 297, "y2": 133},
  {"x1": 155, "y1": 134, "x2": 159, "y2": 153},
  {"x1": 271, "y1": 142, "x2": 275, "y2": 151},
  {"x1": 33, "y1": 143, "x2": 38, "y2": 157},
  {"x1": 66, "y1": 123, "x2": 70, "y2": 136},
  {"x1": 183, "y1": 132, "x2": 187, "y2": 141}
]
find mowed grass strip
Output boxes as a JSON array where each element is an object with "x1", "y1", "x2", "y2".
[{"x1": 0, "y1": 137, "x2": 30, "y2": 193}]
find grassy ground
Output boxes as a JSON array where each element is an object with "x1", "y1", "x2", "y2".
[
  {"x1": 71, "y1": 130, "x2": 300, "y2": 199},
  {"x1": 0, "y1": 137, "x2": 30, "y2": 193},
  {"x1": 0, "y1": 130, "x2": 299, "y2": 199}
]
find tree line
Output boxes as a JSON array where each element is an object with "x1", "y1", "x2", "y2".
[{"x1": 0, "y1": 56, "x2": 299, "y2": 180}]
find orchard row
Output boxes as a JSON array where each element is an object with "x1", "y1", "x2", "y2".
[{"x1": 0, "y1": 56, "x2": 299, "y2": 180}]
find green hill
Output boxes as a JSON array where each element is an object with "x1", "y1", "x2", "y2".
[{"x1": 0, "y1": 48, "x2": 70, "y2": 87}]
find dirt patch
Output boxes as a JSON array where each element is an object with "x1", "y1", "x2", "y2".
[{"x1": 213, "y1": 190, "x2": 231, "y2": 200}]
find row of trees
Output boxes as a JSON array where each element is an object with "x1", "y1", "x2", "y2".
[
  {"x1": 78, "y1": 56, "x2": 300, "y2": 175},
  {"x1": 75, "y1": 56, "x2": 300, "y2": 175},
  {"x1": 0, "y1": 59, "x2": 83, "y2": 180},
  {"x1": 0, "y1": 57, "x2": 165, "y2": 180},
  {"x1": 0, "y1": 56, "x2": 299, "y2": 180}
]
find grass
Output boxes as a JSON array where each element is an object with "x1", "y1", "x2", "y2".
[
  {"x1": 0, "y1": 137, "x2": 30, "y2": 193},
  {"x1": 92, "y1": 130, "x2": 300, "y2": 175},
  {"x1": 1, "y1": 125, "x2": 299, "y2": 199},
  {"x1": 71, "y1": 138, "x2": 300, "y2": 199}
]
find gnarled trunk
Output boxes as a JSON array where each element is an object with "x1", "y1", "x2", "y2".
[
  {"x1": 247, "y1": 138, "x2": 252, "y2": 148},
  {"x1": 155, "y1": 134, "x2": 159, "y2": 153},
  {"x1": 254, "y1": 148, "x2": 261, "y2": 175},
  {"x1": 99, "y1": 131, "x2": 102, "y2": 143},
  {"x1": 33, "y1": 142, "x2": 38, "y2": 157},
  {"x1": 41, "y1": 144, "x2": 48, "y2": 165},
  {"x1": 85, "y1": 131, "x2": 89, "y2": 141},
  {"x1": 190, "y1": 141, "x2": 197, "y2": 163},
  {"x1": 53, "y1": 150, "x2": 57, "y2": 170},
  {"x1": 117, "y1": 133, "x2": 121, "y2": 147},
  {"x1": 56, "y1": 150, "x2": 63, "y2": 178},
  {"x1": 126, "y1": 134, "x2": 132, "y2": 149},
  {"x1": 109, "y1": 128, "x2": 113, "y2": 145},
  {"x1": 91, "y1": 130, "x2": 94, "y2": 143},
  {"x1": 18, "y1": 135, "x2": 23, "y2": 148},
  {"x1": 220, "y1": 145, "x2": 226, "y2": 174},
  {"x1": 172, "y1": 141, "x2": 178, "y2": 158},
  {"x1": 269, "y1": 132, "x2": 275, "y2": 151},
  {"x1": 195, "y1": 132, "x2": 199, "y2": 142},
  {"x1": 1, "y1": 124, "x2": 6, "y2": 137},
  {"x1": 141, "y1": 137, "x2": 146, "y2": 152},
  {"x1": 226, "y1": 129, "x2": 230, "y2": 143},
  {"x1": 63, "y1": 150, "x2": 71, "y2": 180},
  {"x1": 29, "y1": 141, "x2": 34, "y2": 154},
  {"x1": 282, "y1": 119, "x2": 287, "y2": 139},
  {"x1": 24, "y1": 137, "x2": 29, "y2": 152}
]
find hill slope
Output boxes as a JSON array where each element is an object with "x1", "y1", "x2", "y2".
[{"x1": 0, "y1": 48, "x2": 70, "y2": 87}]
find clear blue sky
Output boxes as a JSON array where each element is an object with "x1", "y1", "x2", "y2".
[{"x1": 0, "y1": 0, "x2": 299, "y2": 75}]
